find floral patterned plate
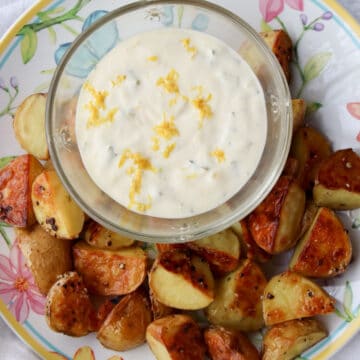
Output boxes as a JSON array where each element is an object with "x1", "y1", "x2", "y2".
[{"x1": 1, "y1": 0, "x2": 360, "y2": 359}]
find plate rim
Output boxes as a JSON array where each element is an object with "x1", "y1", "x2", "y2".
[{"x1": 0, "y1": 0, "x2": 360, "y2": 359}]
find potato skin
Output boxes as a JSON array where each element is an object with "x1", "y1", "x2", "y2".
[
  {"x1": 0, "y1": 154, "x2": 43, "y2": 227},
  {"x1": 46, "y1": 271, "x2": 97, "y2": 336},
  {"x1": 32, "y1": 169, "x2": 85, "y2": 239},
  {"x1": 83, "y1": 220, "x2": 134, "y2": 249},
  {"x1": 16, "y1": 224, "x2": 73, "y2": 295},
  {"x1": 205, "y1": 259, "x2": 267, "y2": 332},
  {"x1": 259, "y1": 30, "x2": 292, "y2": 82},
  {"x1": 97, "y1": 288, "x2": 152, "y2": 351},
  {"x1": 313, "y1": 148, "x2": 360, "y2": 209},
  {"x1": 146, "y1": 314, "x2": 206, "y2": 360},
  {"x1": 73, "y1": 241, "x2": 147, "y2": 296},
  {"x1": 290, "y1": 126, "x2": 332, "y2": 191},
  {"x1": 204, "y1": 326, "x2": 260, "y2": 360},
  {"x1": 263, "y1": 271, "x2": 335, "y2": 326},
  {"x1": 149, "y1": 250, "x2": 214, "y2": 310},
  {"x1": 248, "y1": 176, "x2": 305, "y2": 254},
  {"x1": 13, "y1": 93, "x2": 49, "y2": 160},
  {"x1": 262, "y1": 319, "x2": 327, "y2": 360},
  {"x1": 290, "y1": 207, "x2": 352, "y2": 278}
]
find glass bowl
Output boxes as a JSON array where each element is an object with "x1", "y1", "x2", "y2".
[{"x1": 46, "y1": 0, "x2": 292, "y2": 243}]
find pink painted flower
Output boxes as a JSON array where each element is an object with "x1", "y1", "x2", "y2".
[
  {"x1": 0, "y1": 242, "x2": 45, "y2": 323},
  {"x1": 347, "y1": 102, "x2": 360, "y2": 120},
  {"x1": 260, "y1": 0, "x2": 304, "y2": 22}
]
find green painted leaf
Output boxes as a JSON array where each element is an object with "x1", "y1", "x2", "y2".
[
  {"x1": 306, "y1": 102, "x2": 322, "y2": 115},
  {"x1": 303, "y1": 52, "x2": 332, "y2": 82},
  {"x1": 334, "y1": 307, "x2": 347, "y2": 321},
  {"x1": 0, "y1": 156, "x2": 16, "y2": 169},
  {"x1": 21, "y1": 27, "x2": 38, "y2": 64},
  {"x1": 0, "y1": 225, "x2": 11, "y2": 247},
  {"x1": 260, "y1": 19, "x2": 273, "y2": 32},
  {"x1": 0, "y1": 222, "x2": 11, "y2": 227},
  {"x1": 344, "y1": 281, "x2": 354, "y2": 320}
]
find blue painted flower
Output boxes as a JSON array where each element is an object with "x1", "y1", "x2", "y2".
[
  {"x1": 191, "y1": 14, "x2": 209, "y2": 31},
  {"x1": 161, "y1": 5, "x2": 174, "y2": 26},
  {"x1": 54, "y1": 10, "x2": 119, "y2": 78}
]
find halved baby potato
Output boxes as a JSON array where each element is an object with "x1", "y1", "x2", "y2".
[
  {"x1": 157, "y1": 229, "x2": 240, "y2": 276},
  {"x1": 290, "y1": 126, "x2": 332, "y2": 191},
  {"x1": 73, "y1": 241, "x2": 147, "y2": 296},
  {"x1": 262, "y1": 319, "x2": 327, "y2": 360},
  {"x1": 205, "y1": 259, "x2": 267, "y2": 332},
  {"x1": 146, "y1": 314, "x2": 206, "y2": 360},
  {"x1": 149, "y1": 250, "x2": 214, "y2": 310},
  {"x1": 32, "y1": 169, "x2": 85, "y2": 239},
  {"x1": 263, "y1": 271, "x2": 335, "y2": 326},
  {"x1": 97, "y1": 288, "x2": 152, "y2": 351},
  {"x1": 13, "y1": 93, "x2": 49, "y2": 160},
  {"x1": 46, "y1": 271, "x2": 97, "y2": 336},
  {"x1": 259, "y1": 30, "x2": 293, "y2": 82},
  {"x1": 248, "y1": 176, "x2": 305, "y2": 254},
  {"x1": 204, "y1": 326, "x2": 260, "y2": 360},
  {"x1": 83, "y1": 220, "x2": 135, "y2": 249},
  {"x1": 16, "y1": 224, "x2": 72, "y2": 295},
  {"x1": 313, "y1": 148, "x2": 360, "y2": 210},
  {"x1": 290, "y1": 207, "x2": 352, "y2": 278},
  {"x1": 0, "y1": 154, "x2": 43, "y2": 227}
]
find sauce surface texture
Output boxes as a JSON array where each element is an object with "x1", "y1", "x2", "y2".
[{"x1": 76, "y1": 28, "x2": 267, "y2": 218}]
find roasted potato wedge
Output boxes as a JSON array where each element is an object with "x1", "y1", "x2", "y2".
[
  {"x1": 292, "y1": 99, "x2": 306, "y2": 133},
  {"x1": 96, "y1": 297, "x2": 119, "y2": 326},
  {"x1": 149, "y1": 250, "x2": 214, "y2": 310},
  {"x1": 248, "y1": 176, "x2": 305, "y2": 254},
  {"x1": 263, "y1": 271, "x2": 335, "y2": 326},
  {"x1": 204, "y1": 326, "x2": 260, "y2": 360},
  {"x1": 262, "y1": 319, "x2": 327, "y2": 360},
  {"x1": 188, "y1": 229, "x2": 240, "y2": 275},
  {"x1": 231, "y1": 220, "x2": 272, "y2": 263},
  {"x1": 73, "y1": 241, "x2": 147, "y2": 296},
  {"x1": 0, "y1": 154, "x2": 43, "y2": 227},
  {"x1": 205, "y1": 259, "x2": 267, "y2": 331},
  {"x1": 97, "y1": 288, "x2": 152, "y2": 351},
  {"x1": 83, "y1": 220, "x2": 134, "y2": 249},
  {"x1": 13, "y1": 93, "x2": 49, "y2": 160},
  {"x1": 46, "y1": 271, "x2": 97, "y2": 336},
  {"x1": 290, "y1": 207, "x2": 352, "y2": 277},
  {"x1": 259, "y1": 30, "x2": 292, "y2": 82},
  {"x1": 290, "y1": 126, "x2": 332, "y2": 191},
  {"x1": 16, "y1": 224, "x2": 72, "y2": 295},
  {"x1": 32, "y1": 169, "x2": 85, "y2": 239},
  {"x1": 146, "y1": 314, "x2": 206, "y2": 360},
  {"x1": 157, "y1": 229, "x2": 239, "y2": 275},
  {"x1": 313, "y1": 148, "x2": 360, "y2": 209}
]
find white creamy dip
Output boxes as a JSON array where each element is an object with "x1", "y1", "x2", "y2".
[{"x1": 76, "y1": 28, "x2": 267, "y2": 218}]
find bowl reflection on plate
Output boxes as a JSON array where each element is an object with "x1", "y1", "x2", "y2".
[{"x1": 46, "y1": 0, "x2": 292, "y2": 243}]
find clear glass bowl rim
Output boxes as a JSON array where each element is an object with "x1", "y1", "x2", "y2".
[{"x1": 46, "y1": 0, "x2": 292, "y2": 243}]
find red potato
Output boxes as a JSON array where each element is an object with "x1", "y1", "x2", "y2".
[
  {"x1": 248, "y1": 176, "x2": 305, "y2": 254},
  {"x1": 204, "y1": 326, "x2": 260, "y2": 360},
  {"x1": 97, "y1": 288, "x2": 152, "y2": 351},
  {"x1": 0, "y1": 154, "x2": 43, "y2": 227},
  {"x1": 46, "y1": 271, "x2": 97, "y2": 336},
  {"x1": 73, "y1": 241, "x2": 147, "y2": 296},
  {"x1": 146, "y1": 314, "x2": 206, "y2": 360}
]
